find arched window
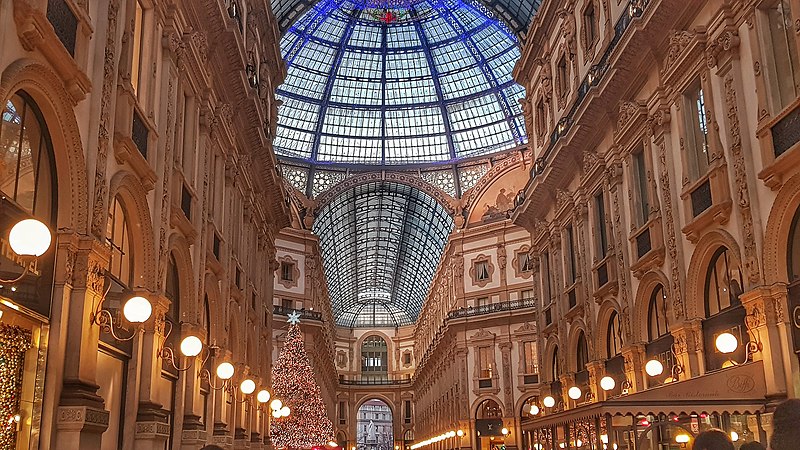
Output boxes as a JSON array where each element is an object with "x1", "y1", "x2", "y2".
[
  {"x1": 551, "y1": 346, "x2": 560, "y2": 381},
  {"x1": 476, "y1": 399, "x2": 502, "y2": 419},
  {"x1": 163, "y1": 255, "x2": 181, "y2": 373},
  {"x1": 107, "y1": 196, "x2": 133, "y2": 287},
  {"x1": 0, "y1": 92, "x2": 55, "y2": 219},
  {"x1": 648, "y1": 284, "x2": 669, "y2": 340},
  {"x1": 576, "y1": 332, "x2": 589, "y2": 371},
  {"x1": 607, "y1": 312, "x2": 624, "y2": 358},
  {"x1": 704, "y1": 247, "x2": 743, "y2": 317},
  {"x1": 361, "y1": 336, "x2": 388, "y2": 374},
  {"x1": 789, "y1": 208, "x2": 800, "y2": 281}
]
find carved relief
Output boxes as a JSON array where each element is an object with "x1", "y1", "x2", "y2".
[
  {"x1": 663, "y1": 30, "x2": 695, "y2": 75},
  {"x1": 275, "y1": 254, "x2": 301, "y2": 289},
  {"x1": 723, "y1": 76, "x2": 761, "y2": 284},
  {"x1": 654, "y1": 140, "x2": 685, "y2": 318},
  {"x1": 91, "y1": 0, "x2": 122, "y2": 238}
]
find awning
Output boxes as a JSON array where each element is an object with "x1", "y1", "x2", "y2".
[{"x1": 521, "y1": 361, "x2": 768, "y2": 430}]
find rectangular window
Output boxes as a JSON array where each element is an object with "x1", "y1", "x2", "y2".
[
  {"x1": 475, "y1": 297, "x2": 488, "y2": 307},
  {"x1": 565, "y1": 224, "x2": 577, "y2": 284},
  {"x1": 584, "y1": 2, "x2": 597, "y2": 47},
  {"x1": 478, "y1": 347, "x2": 493, "y2": 379},
  {"x1": 536, "y1": 99, "x2": 546, "y2": 135},
  {"x1": 404, "y1": 400, "x2": 412, "y2": 423},
  {"x1": 403, "y1": 352, "x2": 412, "y2": 365},
  {"x1": 632, "y1": 148, "x2": 650, "y2": 227},
  {"x1": 131, "y1": 0, "x2": 145, "y2": 96},
  {"x1": 521, "y1": 289, "x2": 534, "y2": 300},
  {"x1": 475, "y1": 261, "x2": 490, "y2": 280},
  {"x1": 541, "y1": 251, "x2": 553, "y2": 304},
  {"x1": 557, "y1": 55, "x2": 568, "y2": 98},
  {"x1": 339, "y1": 401, "x2": 346, "y2": 425},
  {"x1": 281, "y1": 298, "x2": 293, "y2": 310},
  {"x1": 280, "y1": 261, "x2": 294, "y2": 281},
  {"x1": 762, "y1": 0, "x2": 800, "y2": 112},
  {"x1": 684, "y1": 83, "x2": 710, "y2": 181},
  {"x1": 519, "y1": 251, "x2": 532, "y2": 272},
  {"x1": 594, "y1": 190, "x2": 608, "y2": 258},
  {"x1": 523, "y1": 341, "x2": 538, "y2": 374}
]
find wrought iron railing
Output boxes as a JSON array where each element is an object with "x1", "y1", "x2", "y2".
[
  {"x1": 531, "y1": 0, "x2": 650, "y2": 181},
  {"x1": 447, "y1": 297, "x2": 536, "y2": 320},
  {"x1": 272, "y1": 305, "x2": 323, "y2": 321},
  {"x1": 339, "y1": 375, "x2": 412, "y2": 386}
]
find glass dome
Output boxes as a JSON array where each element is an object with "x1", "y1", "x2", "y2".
[{"x1": 274, "y1": 0, "x2": 528, "y2": 166}]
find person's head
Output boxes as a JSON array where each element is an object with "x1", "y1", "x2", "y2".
[
  {"x1": 739, "y1": 442, "x2": 766, "y2": 450},
  {"x1": 692, "y1": 429, "x2": 733, "y2": 450},
  {"x1": 771, "y1": 399, "x2": 800, "y2": 450}
]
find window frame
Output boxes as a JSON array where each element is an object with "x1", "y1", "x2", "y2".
[
  {"x1": 648, "y1": 284, "x2": 669, "y2": 341},
  {"x1": 606, "y1": 311, "x2": 624, "y2": 358},
  {"x1": 757, "y1": 0, "x2": 800, "y2": 115}
]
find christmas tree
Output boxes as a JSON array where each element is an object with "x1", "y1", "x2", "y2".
[{"x1": 271, "y1": 314, "x2": 335, "y2": 449}]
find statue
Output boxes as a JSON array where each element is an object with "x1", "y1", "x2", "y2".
[{"x1": 367, "y1": 420, "x2": 377, "y2": 442}]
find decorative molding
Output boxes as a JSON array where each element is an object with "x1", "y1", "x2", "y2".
[
  {"x1": 275, "y1": 254, "x2": 301, "y2": 289},
  {"x1": 723, "y1": 75, "x2": 761, "y2": 284},
  {"x1": 469, "y1": 254, "x2": 495, "y2": 288},
  {"x1": 654, "y1": 141, "x2": 685, "y2": 318}
]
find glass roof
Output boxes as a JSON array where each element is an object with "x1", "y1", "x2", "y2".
[
  {"x1": 313, "y1": 181, "x2": 454, "y2": 327},
  {"x1": 274, "y1": 0, "x2": 529, "y2": 166}
]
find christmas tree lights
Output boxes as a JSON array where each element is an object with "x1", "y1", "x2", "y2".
[{"x1": 271, "y1": 320, "x2": 334, "y2": 449}]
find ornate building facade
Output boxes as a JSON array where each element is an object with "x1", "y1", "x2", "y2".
[
  {"x1": 0, "y1": 0, "x2": 289, "y2": 449},
  {"x1": 512, "y1": 0, "x2": 800, "y2": 448}
]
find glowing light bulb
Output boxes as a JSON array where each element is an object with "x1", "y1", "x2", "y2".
[
  {"x1": 529, "y1": 404, "x2": 540, "y2": 415},
  {"x1": 675, "y1": 434, "x2": 690, "y2": 444},
  {"x1": 600, "y1": 376, "x2": 616, "y2": 391},
  {"x1": 257, "y1": 390, "x2": 271, "y2": 403},
  {"x1": 715, "y1": 332, "x2": 738, "y2": 354},
  {"x1": 645, "y1": 359, "x2": 664, "y2": 377},
  {"x1": 280, "y1": 405, "x2": 290, "y2": 417},
  {"x1": 568, "y1": 386, "x2": 582, "y2": 400},
  {"x1": 216, "y1": 362, "x2": 235, "y2": 380},
  {"x1": 270, "y1": 399, "x2": 283, "y2": 411},
  {"x1": 730, "y1": 431, "x2": 739, "y2": 442},
  {"x1": 9, "y1": 219, "x2": 51, "y2": 257},
  {"x1": 240, "y1": 379, "x2": 256, "y2": 395},
  {"x1": 457, "y1": 430, "x2": 465, "y2": 437},
  {"x1": 543, "y1": 396, "x2": 555, "y2": 408},
  {"x1": 179, "y1": 336, "x2": 203, "y2": 357},
  {"x1": 123, "y1": 296, "x2": 152, "y2": 323}
]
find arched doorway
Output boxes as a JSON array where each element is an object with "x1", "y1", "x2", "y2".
[
  {"x1": 357, "y1": 399, "x2": 393, "y2": 450},
  {"x1": 475, "y1": 399, "x2": 508, "y2": 450}
]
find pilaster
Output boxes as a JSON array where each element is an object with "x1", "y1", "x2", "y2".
[
  {"x1": 741, "y1": 284, "x2": 791, "y2": 398},
  {"x1": 670, "y1": 320, "x2": 703, "y2": 378},
  {"x1": 620, "y1": 343, "x2": 645, "y2": 393}
]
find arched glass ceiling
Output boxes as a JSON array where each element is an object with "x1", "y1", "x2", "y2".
[
  {"x1": 313, "y1": 182, "x2": 454, "y2": 327},
  {"x1": 274, "y1": 0, "x2": 529, "y2": 166}
]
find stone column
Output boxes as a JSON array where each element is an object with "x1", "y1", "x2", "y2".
[
  {"x1": 585, "y1": 360, "x2": 604, "y2": 401},
  {"x1": 670, "y1": 320, "x2": 703, "y2": 379},
  {"x1": 741, "y1": 285, "x2": 791, "y2": 398},
  {"x1": 212, "y1": 349, "x2": 235, "y2": 449},
  {"x1": 620, "y1": 344, "x2": 645, "y2": 393},
  {"x1": 54, "y1": 236, "x2": 111, "y2": 450},
  {"x1": 134, "y1": 294, "x2": 172, "y2": 450},
  {"x1": 181, "y1": 321, "x2": 208, "y2": 448}
]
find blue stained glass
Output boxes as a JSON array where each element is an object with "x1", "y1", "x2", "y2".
[{"x1": 274, "y1": 0, "x2": 532, "y2": 165}]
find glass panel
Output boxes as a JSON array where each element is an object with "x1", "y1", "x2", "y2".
[
  {"x1": 274, "y1": 0, "x2": 530, "y2": 165},
  {"x1": 765, "y1": 0, "x2": 800, "y2": 112},
  {"x1": 131, "y1": 0, "x2": 145, "y2": 95}
]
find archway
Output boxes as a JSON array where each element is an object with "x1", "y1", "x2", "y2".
[
  {"x1": 357, "y1": 399, "x2": 394, "y2": 450},
  {"x1": 475, "y1": 399, "x2": 508, "y2": 450}
]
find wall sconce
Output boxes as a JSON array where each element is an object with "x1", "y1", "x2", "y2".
[
  {"x1": 500, "y1": 427, "x2": 509, "y2": 436},
  {"x1": 246, "y1": 56, "x2": 259, "y2": 89},
  {"x1": 0, "y1": 219, "x2": 52, "y2": 283},
  {"x1": 90, "y1": 280, "x2": 153, "y2": 341},
  {"x1": 600, "y1": 376, "x2": 616, "y2": 391},
  {"x1": 567, "y1": 386, "x2": 582, "y2": 400},
  {"x1": 587, "y1": 64, "x2": 605, "y2": 86},
  {"x1": 542, "y1": 396, "x2": 555, "y2": 408},
  {"x1": 716, "y1": 330, "x2": 761, "y2": 367},
  {"x1": 227, "y1": 0, "x2": 239, "y2": 19},
  {"x1": 158, "y1": 321, "x2": 205, "y2": 371},
  {"x1": 645, "y1": 345, "x2": 684, "y2": 382},
  {"x1": 199, "y1": 358, "x2": 236, "y2": 393},
  {"x1": 456, "y1": 430, "x2": 465, "y2": 437},
  {"x1": 629, "y1": 0, "x2": 644, "y2": 17}
]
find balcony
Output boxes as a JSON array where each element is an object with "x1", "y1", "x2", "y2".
[
  {"x1": 447, "y1": 297, "x2": 537, "y2": 320},
  {"x1": 272, "y1": 305, "x2": 322, "y2": 322},
  {"x1": 339, "y1": 375, "x2": 412, "y2": 386}
]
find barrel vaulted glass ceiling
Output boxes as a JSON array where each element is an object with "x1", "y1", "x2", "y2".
[
  {"x1": 273, "y1": 0, "x2": 531, "y2": 167},
  {"x1": 313, "y1": 182, "x2": 454, "y2": 327}
]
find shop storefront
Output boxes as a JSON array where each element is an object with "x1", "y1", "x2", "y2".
[
  {"x1": 521, "y1": 362, "x2": 770, "y2": 450},
  {"x1": 0, "y1": 92, "x2": 57, "y2": 449}
]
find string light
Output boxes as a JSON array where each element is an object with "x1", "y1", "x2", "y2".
[{"x1": 0, "y1": 324, "x2": 32, "y2": 448}]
